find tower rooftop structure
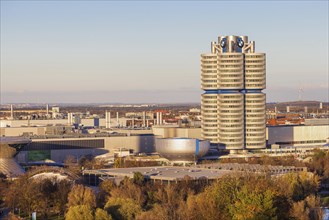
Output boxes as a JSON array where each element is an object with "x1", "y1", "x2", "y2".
[{"x1": 201, "y1": 35, "x2": 266, "y2": 151}]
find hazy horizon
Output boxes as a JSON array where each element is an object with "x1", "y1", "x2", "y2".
[{"x1": 1, "y1": 1, "x2": 328, "y2": 104}]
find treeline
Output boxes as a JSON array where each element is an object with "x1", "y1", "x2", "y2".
[
  {"x1": 1, "y1": 170, "x2": 323, "y2": 220},
  {"x1": 1, "y1": 150, "x2": 328, "y2": 220},
  {"x1": 113, "y1": 157, "x2": 161, "y2": 168},
  {"x1": 307, "y1": 149, "x2": 329, "y2": 182},
  {"x1": 219, "y1": 155, "x2": 305, "y2": 167}
]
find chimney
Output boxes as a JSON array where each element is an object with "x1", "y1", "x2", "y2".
[
  {"x1": 106, "y1": 111, "x2": 111, "y2": 129},
  {"x1": 159, "y1": 112, "x2": 163, "y2": 125},
  {"x1": 10, "y1": 104, "x2": 13, "y2": 119},
  {"x1": 156, "y1": 112, "x2": 160, "y2": 125},
  {"x1": 142, "y1": 111, "x2": 146, "y2": 127}
]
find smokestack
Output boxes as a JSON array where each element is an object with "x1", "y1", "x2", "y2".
[
  {"x1": 68, "y1": 113, "x2": 73, "y2": 125},
  {"x1": 46, "y1": 104, "x2": 49, "y2": 115},
  {"x1": 156, "y1": 112, "x2": 160, "y2": 125},
  {"x1": 159, "y1": 112, "x2": 163, "y2": 125},
  {"x1": 304, "y1": 106, "x2": 308, "y2": 113},
  {"x1": 142, "y1": 111, "x2": 146, "y2": 127},
  {"x1": 286, "y1": 106, "x2": 290, "y2": 113},
  {"x1": 106, "y1": 111, "x2": 111, "y2": 129},
  {"x1": 274, "y1": 106, "x2": 277, "y2": 113},
  {"x1": 116, "y1": 112, "x2": 119, "y2": 127},
  {"x1": 10, "y1": 104, "x2": 13, "y2": 119},
  {"x1": 320, "y1": 102, "x2": 323, "y2": 109}
]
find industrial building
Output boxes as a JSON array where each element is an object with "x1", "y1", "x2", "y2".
[
  {"x1": 15, "y1": 133, "x2": 155, "y2": 164},
  {"x1": 201, "y1": 35, "x2": 266, "y2": 151},
  {"x1": 267, "y1": 125, "x2": 329, "y2": 147}
]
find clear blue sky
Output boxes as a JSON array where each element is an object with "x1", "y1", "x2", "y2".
[{"x1": 1, "y1": 1, "x2": 328, "y2": 103}]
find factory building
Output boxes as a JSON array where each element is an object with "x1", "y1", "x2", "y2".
[
  {"x1": 201, "y1": 35, "x2": 266, "y2": 151},
  {"x1": 15, "y1": 134, "x2": 156, "y2": 163},
  {"x1": 267, "y1": 125, "x2": 329, "y2": 147}
]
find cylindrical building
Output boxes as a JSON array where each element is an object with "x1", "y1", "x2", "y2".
[
  {"x1": 201, "y1": 93, "x2": 218, "y2": 143},
  {"x1": 245, "y1": 93, "x2": 266, "y2": 149},
  {"x1": 155, "y1": 138, "x2": 210, "y2": 162},
  {"x1": 201, "y1": 35, "x2": 266, "y2": 151},
  {"x1": 218, "y1": 93, "x2": 245, "y2": 149}
]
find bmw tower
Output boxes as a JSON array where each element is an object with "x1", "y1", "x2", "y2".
[{"x1": 201, "y1": 35, "x2": 266, "y2": 152}]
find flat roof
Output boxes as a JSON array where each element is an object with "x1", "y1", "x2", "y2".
[
  {"x1": 83, "y1": 166, "x2": 233, "y2": 181},
  {"x1": 0, "y1": 136, "x2": 31, "y2": 144},
  {"x1": 83, "y1": 163, "x2": 308, "y2": 182}
]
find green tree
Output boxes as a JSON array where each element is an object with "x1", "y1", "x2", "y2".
[{"x1": 65, "y1": 205, "x2": 93, "y2": 220}]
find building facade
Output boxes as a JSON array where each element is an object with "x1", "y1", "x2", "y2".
[{"x1": 201, "y1": 35, "x2": 266, "y2": 151}]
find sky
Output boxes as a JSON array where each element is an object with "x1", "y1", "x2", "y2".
[{"x1": 1, "y1": 1, "x2": 328, "y2": 104}]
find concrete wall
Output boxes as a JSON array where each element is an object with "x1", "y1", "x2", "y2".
[{"x1": 267, "y1": 125, "x2": 329, "y2": 146}]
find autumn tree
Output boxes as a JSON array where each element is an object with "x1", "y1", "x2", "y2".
[
  {"x1": 133, "y1": 172, "x2": 145, "y2": 186},
  {"x1": 274, "y1": 172, "x2": 319, "y2": 202},
  {"x1": 67, "y1": 184, "x2": 96, "y2": 209},
  {"x1": 290, "y1": 195, "x2": 323, "y2": 220},
  {"x1": 95, "y1": 208, "x2": 113, "y2": 220},
  {"x1": 5, "y1": 174, "x2": 72, "y2": 219},
  {"x1": 228, "y1": 185, "x2": 277, "y2": 220},
  {"x1": 110, "y1": 177, "x2": 146, "y2": 206},
  {"x1": 65, "y1": 205, "x2": 94, "y2": 220},
  {"x1": 97, "y1": 179, "x2": 116, "y2": 207},
  {"x1": 105, "y1": 197, "x2": 141, "y2": 220}
]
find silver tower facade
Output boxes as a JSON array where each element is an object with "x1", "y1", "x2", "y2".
[{"x1": 201, "y1": 35, "x2": 266, "y2": 151}]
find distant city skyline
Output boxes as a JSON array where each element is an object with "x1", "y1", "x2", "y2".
[{"x1": 1, "y1": 1, "x2": 328, "y2": 104}]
